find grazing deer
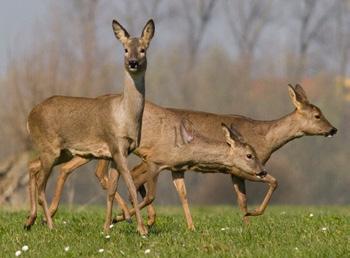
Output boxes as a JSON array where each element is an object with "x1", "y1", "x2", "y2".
[
  {"x1": 112, "y1": 84, "x2": 337, "y2": 228},
  {"x1": 46, "y1": 84, "x2": 336, "y2": 230},
  {"x1": 24, "y1": 19, "x2": 155, "y2": 235}
]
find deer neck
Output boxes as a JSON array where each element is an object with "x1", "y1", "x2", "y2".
[
  {"x1": 265, "y1": 110, "x2": 304, "y2": 157},
  {"x1": 122, "y1": 70, "x2": 145, "y2": 116}
]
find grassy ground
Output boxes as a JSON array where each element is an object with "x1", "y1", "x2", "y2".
[{"x1": 0, "y1": 206, "x2": 349, "y2": 257}]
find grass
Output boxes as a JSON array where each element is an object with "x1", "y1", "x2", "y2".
[{"x1": 0, "y1": 206, "x2": 349, "y2": 257}]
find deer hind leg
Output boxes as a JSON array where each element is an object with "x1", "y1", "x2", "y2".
[
  {"x1": 244, "y1": 174, "x2": 278, "y2": 218},
  {"x1": 231, "y1": 175, "x2": 249, "y2": 223},
  {"x1": 49, "y1": 156, "x2": 90, "y2": 218},
  {"x1": 172, "y1": 171, "x2": 195, "y2": 231},
  {"x1": 24, "y1": 159, "x2": 41, "y2": 230}
]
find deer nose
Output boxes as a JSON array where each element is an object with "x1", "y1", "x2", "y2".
[
  {"x1": 128, "y1": 59, "x2": 138, "y2": 69},
  {"x1": 326, "y1": 127, "x2": 337, "y2": 137},
  {"x1": 256, "y1": 170, "x2": 267, "y2": 178},
  {"x1": 329, "y1": 127, "x2": 337, "y2": 136}
]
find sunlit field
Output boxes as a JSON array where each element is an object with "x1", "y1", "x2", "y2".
[{"x1": 0, "y1": 206, "x2": 349, "y2": 257}]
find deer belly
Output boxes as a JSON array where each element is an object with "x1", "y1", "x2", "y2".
[{"x1": 68, "y1": 143, "x2": 111, "y2": 159}]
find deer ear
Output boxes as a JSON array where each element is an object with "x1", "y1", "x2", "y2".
[
  {"x1": 221, "y1": 123, "x2": 240, "y2": 147},
  {"x1": 112, "y1": 20, "x2": 129, "y2": 44},
  {"x1": 288, "y1": 84, "x2": 305, "y2": 110},
  {"x1": 141, "y1": 19, "x2": 155, "y2": 48},
  {"x1": 180, "y1": 119, "x2": 194, "y2": 144},
  {"x1": 295, "y1": 84, "x2": 309, "y2": 103},
  {"x1": 230, "y1": 124, "x2": 246, "y2": 143}
]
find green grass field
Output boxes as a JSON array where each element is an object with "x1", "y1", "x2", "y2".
[{"x1": 0, "y1": 206, "x2": 349, "y2": 257}]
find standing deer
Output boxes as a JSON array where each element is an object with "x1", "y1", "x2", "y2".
[
  {"x1": 24, "y1": 19, "x2": 155, "y2": 235},
  {"x1": 46, "y1": 84, "x2": 336, "y2": 230}
]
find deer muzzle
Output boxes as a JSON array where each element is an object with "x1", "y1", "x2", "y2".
[
  {"x1": 325, "y1": 127, "x2": 337, "y2": 138},
  {"x1": 128, "y1": 59, "x2": 139, "y2": 71},
  {"x1": 256, "y1": 170, "x2": 267, "y2": 179}
]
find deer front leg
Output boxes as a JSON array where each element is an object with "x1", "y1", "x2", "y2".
[
  {"x1": 49, "y1": 157, "x2": 90, "y2": 218},
  {"x1": 109, "y1": 140, "x2": 147, "y2": 236},
  {"x1": 172, "y1": 171, "x2": 195, "y2": 231},
  {"x1": 95, "y1": 160, "x2": 110, "y2": 189},
  {"x1": 230, "y1": 175, "x2": 249, "y2": 223},
  {"x1": 114, "y1": 163, "x2": 159, "y2": 223},
  {"x1": 94, "y1": 160, "x2": 131, "y2": 220},
  {"x1": 24, "y1": 159, "x2": 41, "y2": 230},
  {"x1": 244, "y1": 174, "x2": 278, "y2": 218},
  {"x1": 104, "y1": 163, "x2": 119, "y2": 234}
]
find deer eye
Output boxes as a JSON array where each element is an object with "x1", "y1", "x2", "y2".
[
  {"x1": 246, "y1": 154, "x2": 253, "y2": 159},
  {"x1": 315, "y1": 114, "x2": 320, "y2": 119},
  {"x1": 140, "y1": 48, "x2": 145, "y2": 53},
  {"x1": 124, "y1": 49, "x2": 128, "y2": 53}
]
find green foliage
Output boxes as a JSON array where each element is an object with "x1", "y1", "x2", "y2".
[{"x1": 0, "y1": 206, "x2": 349, "y2": 257}]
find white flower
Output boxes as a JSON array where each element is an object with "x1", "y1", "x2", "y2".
[
  {"x1": 21, "y1": 245, "x2": 29, "y2": 252},
  {"x1": 144, "y1": 249, "x2": 151, "y2": 254},
  {"x1": 294, "y1": 247, "x2": 299, "y2": 251},
  {"x1": 221, "y1": 227, "x2": 229, "y2": 231},
  {"x1": 109, "y1": 224, "x2": 114, "y2": 229},
  {"x1": 64, "y1": 246, "x2": 70, "y2": 252},
  {"x1": 309, "y1": 213, "x2": 314, "y2": 217},
  {"x1": 105, "y1": 235, "x2": 111, "y2": 239},
  {"x1": 63, "y1": 221, "x2": 67, "y2": 225},
  {"x1": 141, "y1": 235, "x2": 147, "y2": 239},
  {"x1": 321, "y1": 227, "x2": 327, "y2": 231},
  {"x1": 98, "y1": 249, "x2": 104, "y2": 253},
  {"x1": 15, "y1": 250, "x2": 22, "y2": 256}
]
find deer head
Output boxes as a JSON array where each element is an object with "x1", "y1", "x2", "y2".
[
  {"x1": 222, "y1": 123, "x2": 267, "y2": 178},
  {"x1": 288, "y1": 84, "x2": 337, "y2": 137},
  {"x1": 112, "y1": 19, "x2": 155, "y2": 74}
]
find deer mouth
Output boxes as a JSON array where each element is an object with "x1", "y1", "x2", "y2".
[
  {"x1": 128, "y1": 66, "x2": 138, "y2": 72},
  {"x1": 256, "y1": 170, "x2": 267, "y2": 179}
]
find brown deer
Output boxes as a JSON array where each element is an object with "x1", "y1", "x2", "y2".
[
  {"x1": 46, "y1": 84, "x2": 336, "y2": 230},
  {"x1": 24, "y1": 19, "x2": 155, "y2": 235},
  {"x1": 111, "y1": 84, "x2": 337, "y2": 228}
]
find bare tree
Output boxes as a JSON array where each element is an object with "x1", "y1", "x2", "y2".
[
  {"x1": 294, "y1": 0, "x2": 338, "y2": 79},
  {"x1": 224, "y1": 0, "x2": 274, "y2": 75},
  {"x1": 181, "y1": 0, "x2": 217, "y2": 65}
]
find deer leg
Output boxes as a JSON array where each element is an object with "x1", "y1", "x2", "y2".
[
  {"x1": 109, "y1": 140, "x2": 147, "y2": 235},
  {"x1": 146, "y1": 202, "x2": 157, "y2": 227},
  {"x1": 114, "y1": 163, "x2": 159, "y2": 223},
  {"x1": 104, "y1": 164, "x2": 119, "y2": 233},
  {"x1": 231, "y1": 175, "x2": 249, "y2": 223},
  {"x1": 49, "y1": 157, "x2": 90, "y2": 218},
  {"x1": 36, "y1": 153, "x2": 58, "y2": 229},
  {"x1": 172, "y1": 171, "x2": 195, "y2": 231},
  {"x1": 24, "y1": 159, "x2": 41, "y2": 230},
  {"x1": 95, "y1": 160, "x2": 110, "y2": 189},
  {"x1": 244, "y1": 174, "x2": 278, "y2": 218}
]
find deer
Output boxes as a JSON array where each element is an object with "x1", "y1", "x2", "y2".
[
  {"x1": 45, "y1": 84, "x2": 336, "y2": 230},
  {"x1": 111, "y1": 84, "x2": 337, "y2": 228},
  {"x1": 23, "y1": 19, "x2": 155, "y2": 236}
]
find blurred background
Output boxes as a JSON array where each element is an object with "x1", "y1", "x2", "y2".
[{"x1": 0, "y1": 0, "x2": 349, "y2": 209}]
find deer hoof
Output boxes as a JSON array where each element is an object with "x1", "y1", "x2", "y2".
[
  {"x1": 23, "y1": 224, "x2": 32, "y2": 231},
  {"x1": 126, "y1": 218, "x2": 132, "y2": 224},
  {"x1": 137, "y1": 224, "x2": 148, "y2": 236}
]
